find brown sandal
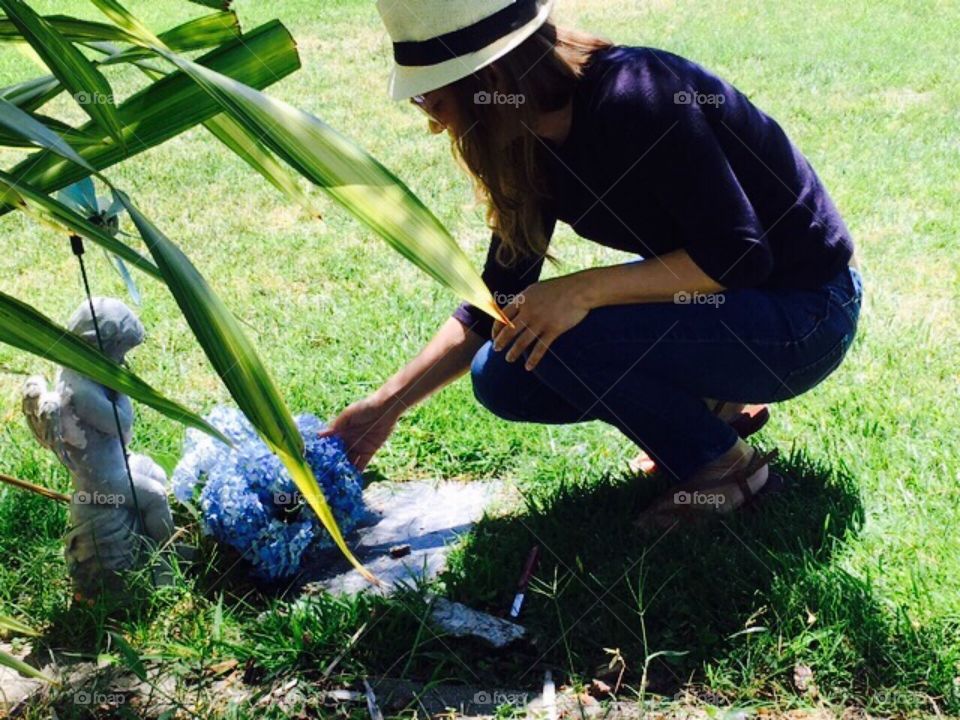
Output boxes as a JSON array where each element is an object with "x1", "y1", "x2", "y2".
[
  {"x1": 635, "y1": 448, "x2": 780, "y2": 529},
  {"x1": 629, "y1": 403, "x2": 770, "y2": 476}
]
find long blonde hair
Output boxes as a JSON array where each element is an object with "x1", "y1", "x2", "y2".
[{"x1": 448, "y1": 22, "x2": 612, "y2": 267}]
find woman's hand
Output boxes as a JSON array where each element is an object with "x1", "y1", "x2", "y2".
[
  {"x1": 319, "y1": 396, "x2": 401, "y2": 471},
  {"x1": 492, "y1": 274, "x2": 592, "y2": 371}
]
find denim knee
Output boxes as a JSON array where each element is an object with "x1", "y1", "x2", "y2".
[{"x1": 470, "y1": 342, "x2": 521, "y2": 421}]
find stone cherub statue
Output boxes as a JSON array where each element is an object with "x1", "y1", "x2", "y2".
[{"x1": 21, "y1": 297, "x2": 174, "y2": 597}]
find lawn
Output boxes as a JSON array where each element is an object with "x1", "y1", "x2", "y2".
[{"x1": 1, "y1": 0, "x2": 958, "y2": 717}]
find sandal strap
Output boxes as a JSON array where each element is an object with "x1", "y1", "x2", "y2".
[
  {"x1": 636, "y1": 448, "x2": 779, "y2": 529},
  {"x1": 677, "y1": 448, "x2": 779, "y2": 496}
]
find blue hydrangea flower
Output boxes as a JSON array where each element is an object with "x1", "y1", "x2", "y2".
[{"x1": 173, "y1": 406, "x2": 366, "y2": 581}]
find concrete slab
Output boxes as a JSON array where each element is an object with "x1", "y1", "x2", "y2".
[{"x1": 301, "y1": 479, "x2": 503, "y2": 595}]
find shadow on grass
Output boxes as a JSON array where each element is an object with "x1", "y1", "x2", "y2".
[{"x1": 427, "y1": 449, "x2": 956, "y2": 711}]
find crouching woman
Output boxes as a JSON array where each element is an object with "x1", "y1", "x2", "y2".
[{"x1": 323, "y1": 0, "x2": 862, "y2": 523}]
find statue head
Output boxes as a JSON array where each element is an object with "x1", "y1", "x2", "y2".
[{"x1": 68, "y1": 298, "x2": 145, "y2": 363}]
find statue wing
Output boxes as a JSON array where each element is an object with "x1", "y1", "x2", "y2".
[{"x1": 22, "y1": 375, "x2": 63, "y2": 452}]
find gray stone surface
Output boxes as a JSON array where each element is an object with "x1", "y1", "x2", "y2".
[
  {"x1": 0, "y1": 642, "x2": 45, "y2": 712},
  {"x1": 429, "y1": 598, "x2": 526, "y2": 648},
  {"x1": 302, "y1": 479, "x2": 502, "y2": 595}
]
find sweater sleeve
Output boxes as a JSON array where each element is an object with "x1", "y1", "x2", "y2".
[
  {"x1": 600, "y1": 59, "x2": 772, "y2": 287},
  {"x1": 452, "y1": 214, "x2": 556, "y2": 338}
]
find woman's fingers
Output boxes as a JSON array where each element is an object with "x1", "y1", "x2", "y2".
[
  {"x1": 354, "y1": 452, "x2": 372, "y2": 471},
  {"x1": 505, "y1": 327, "x2": 539, "y2": 363},
  {"x1": 318, "y1": 411, "x2": 350, "y2": 437},
  {"x1": 318, "y1": 420, "x2": 341, "y2": 438},
  {"x1": 524, "y1": 335, "x2": 554, "y2": 371},
  {"x1": 492, "y1": 318, "x2": 523, "y2": 351},
  {"x1": 492, "y1": 296, "x2": 524, "y2": 340}
]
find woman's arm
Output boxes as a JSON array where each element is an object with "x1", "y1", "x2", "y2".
[
  {"x1": 373, "y1": 316, "x2": 486, "y2": 411},
  {"x1": 321, "y1": 317, "x2": 485, "y2": 469},
  {"x1": 572, "y1": 249, "x2": 724, "y2": 307},
  {"x1": 323, "y1": 220, "x2": 552, "y2": 470},
  {"x1": 493, "y1": 249, "x2": 724, "y2": 370}
]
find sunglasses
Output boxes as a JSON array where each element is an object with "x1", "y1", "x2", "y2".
[
  {"x1": 409, "y1": 94, "x2": 431, "y2": 115},
  {"x1": 409, "y1": 94, "x2": 448, "y2": 134}
]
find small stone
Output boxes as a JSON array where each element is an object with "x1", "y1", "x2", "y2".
[
  {"x1": 587, "y1": 679, "x2": 611, "y2": 698},
  {"x1": 793, "y1": 663, "x2": 815, "y2": 693},
  {"x1": 429, "y1": 598, "x2": 526, "y2": 648},
  {"x1": 576, "y1": 691, "x2": 599, "y2": 706},
  {"x1": 389, "y1": 544, "x2": 411, "y2": 559},
  {"x1": 206, "y1": 659, "x2": 238, "y2": 677}
]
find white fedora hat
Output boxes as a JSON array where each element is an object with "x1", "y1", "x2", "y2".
[{"x1": 377, "y1": 0, "x2": 556, "y2": 101}]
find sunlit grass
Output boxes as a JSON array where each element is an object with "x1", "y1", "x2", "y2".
[{"x1": 0, "y1": 0, "x2": 958, "y2": 716}]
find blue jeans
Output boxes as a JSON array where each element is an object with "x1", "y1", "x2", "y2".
[{"x1": 470, "y1": 266, "x2": 863, "y2": 480}]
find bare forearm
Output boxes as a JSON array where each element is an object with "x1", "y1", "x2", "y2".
[
  {"x1": 372, "y1": 317, "x2": 485, "y2": 415},
  {"x1": 572, "y1": 250, "x2": 724, "y2": 309}
]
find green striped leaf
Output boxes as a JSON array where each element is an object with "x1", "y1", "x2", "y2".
[
  {"x1": 164, "y1": 50, "x2": 505, "y2": 322},
  {"x1": 0, "y1": 169, "x2": 160, "y2": 279},
  {"x1": 0, "y1": 291, "x2": 227, "y2": 444},
  {"x1": 0, "y1": 97, "x2": 97, "y2": 173},
  {"x1": 0, "y1": 12, "x2": 240, "y2": 61},
  {"x1": 0, "y1": 12, "x2": 240, "y2": 116},
  {"x1": 0, "y1": 649, "x2": 56, "y2": 684},
  {"x1": 115, "y1": 191, "x2": 374, "y2": 582},
  {"x1": 108, "y1": 632, "x2": 147, "y2": 681},
  {"x1": 83, "y1": 0, "x2": 503, "y2": 322},
  {"x1": 0, "y1": 73, "x2": 61, "y2": 111},
  {"x1": 0, "y1": 614, "x2": 39, "y2": 637},
  {"x1": 89, "y1": 0, "x2": 162, "y2": 46},
  {"x1": 159, "y1": 10, "x2": 238, "y2": 49},
  {"x1": 0, "y1": 109, "x2": 88, "y2": 148},
  {"x1": 199, "y1": 114, "x2": 322, "y2": 218},
  {"x1": 101, "y1": 11, "x2": 240, "y2": 65},
  {"x1": 0, "y1": 0, "x2": 124, "y2": 145},
  {"x1": 186, "y1": 0, "x2": 231, "y2": 9},
  {"x1": 0, "y1": 14, "x2": 134, "y2": 44},
  {"x1": 1, "y1": 20, "x2": 300, "y2": 211},
  {"x1": 127, "y1": 58, "x2": 321, "y2": 218}
]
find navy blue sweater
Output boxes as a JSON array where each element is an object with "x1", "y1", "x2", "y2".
[{"x1": 454, "y1": 45, "x2": 854, "y2": 338}]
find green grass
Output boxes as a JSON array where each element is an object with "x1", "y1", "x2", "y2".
[{"x1": 1, "y1": 0, "x2": 959, "y2": 717}]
